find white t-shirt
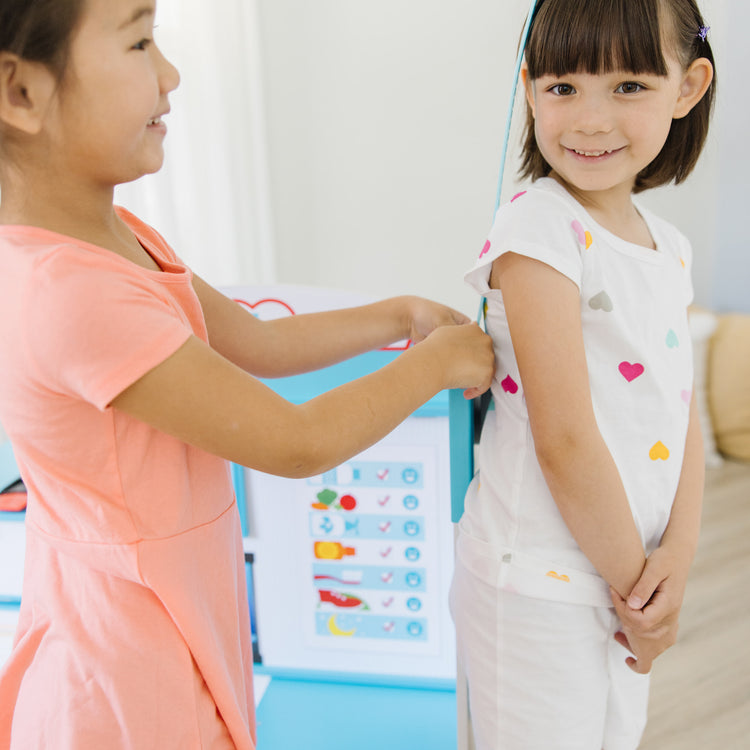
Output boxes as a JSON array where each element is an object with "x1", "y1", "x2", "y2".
[{"x1": 459, "y1": 178, "x2": 694, "y2": 607}]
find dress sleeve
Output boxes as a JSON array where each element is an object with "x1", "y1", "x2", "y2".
[
  {"x1": 464, "y1": 187, "x2": 585, "y2": 296},
  {"x1": 25, "y1": 246, "x2": 194, "y2": 411}
]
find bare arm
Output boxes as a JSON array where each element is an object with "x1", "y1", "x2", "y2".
[
  {"x1": 652, "y1": 391, "x2": 705, "y2": 574},
  {"x1": 491, "y1": 252, "x2": 646, "y2": 598},
  {"x1": 611, "y1": 391, "x2": 705, "y2": 673},
  {"x1": 111, "y1": 319, "x2": 494, "y2": 479},
  {"x1": 192, "y1": 275, "x2": 469, "y2": 378}
]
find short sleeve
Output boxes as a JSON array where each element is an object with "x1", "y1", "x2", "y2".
[
  {"x1": 465, "y1": 185, "x2": 585, "y2": 296},
  {"x1": 26, "y1": 247, "x2": 194, "y2": 410}
]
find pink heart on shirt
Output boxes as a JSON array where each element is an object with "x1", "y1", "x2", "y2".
[
  {"x1": 619, "y1": 361, "x2": 645, "y2": 382},
  {"x1": 501, "y1": 375, "x2": 519, "y2": 394},
  {"x1": 479, "y1": 240, "x2": 491, "y2": 258},
  {"x1": 571, "y1": 220, "x2": 593, "y2": 249}
]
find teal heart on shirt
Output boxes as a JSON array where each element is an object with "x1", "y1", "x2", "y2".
[{"x1": 666, "y1": 329, "x2": 679, "y2": 349}]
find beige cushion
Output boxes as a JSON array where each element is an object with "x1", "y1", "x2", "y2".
[
  {"x1": 708, "y1": 314, "x2": 750, "y2": 461},
  {"x1": 689, "y1": 309, "x2": 722, "y2": 466}
]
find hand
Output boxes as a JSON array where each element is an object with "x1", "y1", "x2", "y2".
[
  {"x1": 418, "y1": 322, "x2": 495, "y2": 398},
  {"x1": 610, "y1": 545, "x2": 689, "y2": 673},
  {"x1": 609, "y1": 612, "x2": 664, "y2": 675},
  {"x1": 401, "y1": 296, "x2": 472, "y2": 344}
]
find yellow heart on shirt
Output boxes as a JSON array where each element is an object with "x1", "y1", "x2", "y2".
[
  {"x1": 649, "y1": 441, "x2": 670, "y2": 461},
  {"x1": 546, "y1": 570, "x2": 570, "y2": 582}
]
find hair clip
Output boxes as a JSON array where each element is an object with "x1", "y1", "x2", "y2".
[{"x1": 697, "y1": 25, "x2": 710, "y2": 42}]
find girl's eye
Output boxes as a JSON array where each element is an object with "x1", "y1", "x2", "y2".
[
  {"x1": 549, "y1": 83, "x2": 575, "y2": 96},
  {"x1": 132, "y1": 38, "x2": 152, "y2": 51},
  {"x1": 616, "y1": 82, "x2": 644, "y2": 94}
]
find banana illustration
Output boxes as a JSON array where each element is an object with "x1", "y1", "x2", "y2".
[{"x1": 327, "y1": 614, "x2": 356, "y2": 637}]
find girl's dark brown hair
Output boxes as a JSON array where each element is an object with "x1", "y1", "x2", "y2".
[
  {"x1": 519, "y1": 0, "x2": 716, "y2": 193},
  {"x1": 0, "y1": 0, "x2": 84, "y2": 81}
]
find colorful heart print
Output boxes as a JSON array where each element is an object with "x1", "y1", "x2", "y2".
[
  {"x1": 479, "y1": 240, "x2": 491, "y2": 258},
  {"x1": 681, "y1": 389, "x2": 692, "y2": 404},
  {"x1": 649, "y1": 441, "x2": 670, "y2": 461},
  {"x1": 571, "y1": 219, "x2": 593, "y2": 249},
  {"x1": 666, "y1": 329, "x2": 679, "y2": 348},
  {"x1": 511, "y1": 191, "x2": 527, "y2": 203},
  {"x1": 619, "y1": 361, "x2": 645, "y2": 382},
  {"x1": 589, "y1": 291, "x2": 613, "y2": 312}
]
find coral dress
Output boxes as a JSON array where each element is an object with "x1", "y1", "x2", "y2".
[{"x1": 0, "y1": 209, "x2": 256, "y2": 749}]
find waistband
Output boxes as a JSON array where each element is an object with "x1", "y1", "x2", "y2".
[{"x1": 455, "y1": 526, "x2": 613, "y2": 608}]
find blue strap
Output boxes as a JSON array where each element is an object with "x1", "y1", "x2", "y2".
[
  {"x1": 477, "y1": 0, "x2": 540, "y2": 327},
  {"x1": 457, "y1": 1, "x2": 541, "y2": 525}
]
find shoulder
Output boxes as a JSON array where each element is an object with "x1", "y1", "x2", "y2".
[
  {"x1": 115, "y1": 206, "x2": 182, "y2": 267},
  {"x1": 465, "y1": 179, "x2": 589, "y2": 294},
  {"x1": 636, "y1": 203, "x2": 693, "y2": 266},
  {"x1": 495, "y1": 178, "x2": 583, "y2": 227}
]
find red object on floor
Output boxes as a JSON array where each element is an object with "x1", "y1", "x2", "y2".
[{"x1": 0, "y1": 491, "x2": 26, "y2": 512}]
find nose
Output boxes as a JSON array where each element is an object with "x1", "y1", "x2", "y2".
[
  {"x1": 573, "y1": 95, "x2": 613, "y2": 136},
  {"x1": 155, "y1": 45, "x2": 180, "y2": 95}
]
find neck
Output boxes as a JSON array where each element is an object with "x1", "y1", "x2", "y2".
[
  {"x1": 548, "y1": 172, "x2": 655, "y2": 249},
  {"x1": 0, "y1": 159, "x2": 121, "y2": 243},
  {"x1": 549, "y1": 172, "x2": 635, "y2": 220}
]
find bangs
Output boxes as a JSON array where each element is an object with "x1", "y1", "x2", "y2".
[{"x1": 526, "y1": 0, "x2": 669, "y2": 78}]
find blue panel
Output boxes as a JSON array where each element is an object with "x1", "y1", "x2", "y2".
[
  {"x1": 0, "y1": 441, "x2": 20, "y2": 493},
  {"x1": 256, "y1": 678, "x2": 456, "y2": 750},
  {"x1": 448, "y1": 390, "x2": 474, "y2": 523},
  {"x1": 260, "y1": 350, "x2": 449, "y2": 417},
  {"x1": 231, "y1": 463, "x2": 248, "y2": 536}
]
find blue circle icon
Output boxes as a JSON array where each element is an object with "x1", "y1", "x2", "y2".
[
  {"x1": 403, "y1": 520, "x2": 420, "y2": 537},
  {"x1": 405, "y1": 546, "x2": 420, "y2": 562},
  {"x1": 402, "y1": 494, "x2": 419, "y2": 511},
  {"x1": 407, "y1": 621, "x2": 423, "y2": 637},
  {"x1": 405, "y1": 571, "x2": 422, "y2": 588},
  {"x1": 401, "y1": 468, "x2": 419, "y2": 484},
  {"x1": 407, "y1": 597, "x2": 422, "y2": 612}
]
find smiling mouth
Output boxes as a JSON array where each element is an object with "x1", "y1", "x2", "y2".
[
  {"x1": 568, "y1": 147, "x2": 623, "y2": 158},
  {"x1": 147, "y1": 117, "x2": 162, "y2": 126}
]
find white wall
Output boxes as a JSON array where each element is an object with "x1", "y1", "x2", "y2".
[{"x1": 257, "y1": 0, "x2": 746, "y2": 316}]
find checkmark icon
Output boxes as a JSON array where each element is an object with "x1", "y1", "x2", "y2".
[
  {"x1": 381, "y1": 572, "x2": 394, "y2": 584},
  {"x1": 377, "y1": 468, "x2": 389, "y2": 481},
  {"x1": 379, "y1": 521, "x2": 392, "y2": 533},
  {"x1": 379, "y1": 546, "x2": 392, "y2": 558},
  {"x1": 377, "y1": 495, "x2": 391, "y2": 507},
  {"x1": 382, "y1": 597, "x2": 394, "y2": 608}
]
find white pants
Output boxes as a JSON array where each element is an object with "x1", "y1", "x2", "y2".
[{"x1": 450, "y1": 552, "x2": 650, "y2": 750}]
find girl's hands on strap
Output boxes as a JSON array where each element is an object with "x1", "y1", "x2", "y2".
[
  {"x1": 610, "y1": 544, "x2": 690, "y2": 674},
  {"x1": 401, "y1": 296, "x2": 472, "y2": 344}
]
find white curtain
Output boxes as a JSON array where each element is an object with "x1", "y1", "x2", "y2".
[{"x1": 115, "y1": 0, "x2": 276, "y2": 286}]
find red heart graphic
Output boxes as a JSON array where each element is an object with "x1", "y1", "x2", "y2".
[{"x1": 618, "y1": 362, "x2": 644, "y2": 382}]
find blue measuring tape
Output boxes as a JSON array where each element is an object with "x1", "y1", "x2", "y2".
[{"x1": 478, "y1": 0, "x2": 540, "y2": 326}]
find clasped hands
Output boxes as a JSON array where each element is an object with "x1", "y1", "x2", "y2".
[{"x1": 610, "y1": 545, "x2": 689, "y2": 674}]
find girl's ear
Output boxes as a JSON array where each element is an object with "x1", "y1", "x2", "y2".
[
  {"x1": 0, "y1": 53, "x2": 56, "y2": 134},
  {"x1": 673, "y1": 58, "x2": 713, "y2": 119},
  {"x1": 521, "y1": 62, "x2": 536, "y2": 118}
]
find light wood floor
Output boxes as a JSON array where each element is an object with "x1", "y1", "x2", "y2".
[{"x1": 639, "y1": 459, "x2": 750, "y2": 750}]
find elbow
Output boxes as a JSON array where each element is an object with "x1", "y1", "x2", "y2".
[
  {"x1": 533, "y1": 426, "x2": 587, "y2": 478},
  {"x1": 261, "y1": 410, "x2": 334, "y2": 479}
]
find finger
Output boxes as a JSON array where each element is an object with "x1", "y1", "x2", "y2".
[
  {"x1": 610, "y1": 588, "x2": 634, "y2": 623},
  {"x1": 627, "y1": 561, "x2": 668, "y2": 611},
  {"x1": 626, "y1": 654, "x2": 653, "y2": 675},
  {"x1": 614, "y1": 630, "x2": 634, "y2": 655}
]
